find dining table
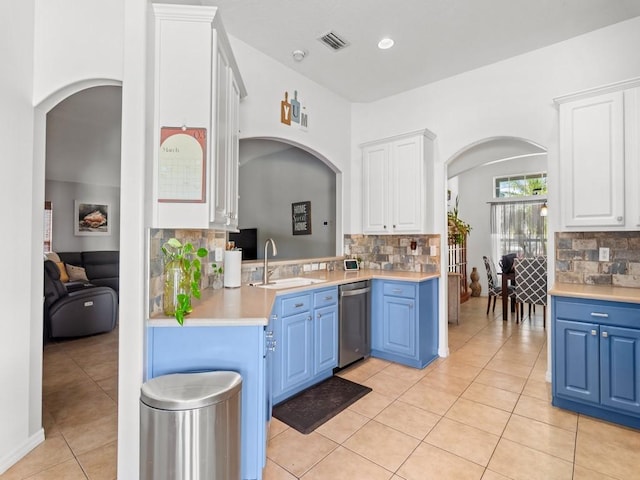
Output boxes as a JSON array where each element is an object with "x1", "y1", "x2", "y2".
[{"x1": 501, "y1": 271, "x2": 515, "y2": 321}]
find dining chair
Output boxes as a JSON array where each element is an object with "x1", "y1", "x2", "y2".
[
  {"x1": 514, "y1": 256, "x2": 547, "y2": 327},
  {"x1": 482, "y1": 256, "x2": 515, "y2": 315}
]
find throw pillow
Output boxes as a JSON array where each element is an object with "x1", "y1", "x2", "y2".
[
  {"x1": 66, "y1": 264, "x2": 89, "y2": 282},
  {"x1": 55, "y1": 262, "x2": 69, "y2": 282},
  {"x1": 46, "y1": 252, "x2": 61, "y2": 263}
]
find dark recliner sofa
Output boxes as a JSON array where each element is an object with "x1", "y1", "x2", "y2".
[
  {"x1": 43, "y1": 260, "x2": 118, "y2": 339},
  {"x1": 57, "y1": 251, "x2": 119, "y2": 295}
]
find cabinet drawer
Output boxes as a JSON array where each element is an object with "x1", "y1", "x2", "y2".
[
  {"x1": 314, "y1": 287, "x2": 338, "y2": 309},
  {"x1": 555, "y1": 297, "x2": 640, "y2": 328},
  {"x1": 281, "y1": 294, "x2": 311, "y2": 317},
  {"x1": 383, "y1": 282, "x2": 416, "y2": 299}
]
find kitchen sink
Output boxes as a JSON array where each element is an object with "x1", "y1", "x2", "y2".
[{"x1": 253, "y1": 277, "x2": 326, "y2": 289}]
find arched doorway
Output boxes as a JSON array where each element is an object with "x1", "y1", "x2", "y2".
[
  {"x1": 31, "y1": 80, "x2": 122, "y2": 475},
  {"x1": 445, "y1": 136, "x2": 548, "y2": 308}
]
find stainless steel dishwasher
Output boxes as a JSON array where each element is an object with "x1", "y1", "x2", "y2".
[{"x1": 338, "y1": 280, "x2": 371, "y2": 368}]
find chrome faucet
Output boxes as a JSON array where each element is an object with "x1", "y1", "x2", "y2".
[{"x1": 263, "y1": 238, "x2": 278, "y2": 284}]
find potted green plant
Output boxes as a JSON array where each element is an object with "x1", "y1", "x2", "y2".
[
  {"x1": 162, "y1": 238, "x2": 208, "y2": 325},
  {"x1": 447, "y1": 196, "x2": 472, "y2": 244}
]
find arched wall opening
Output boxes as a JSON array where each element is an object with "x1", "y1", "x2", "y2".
[
  {"x1": 238, "y1": 137, "x2": 343, "y2": 260},
  {"x1": 30, "y1": 77, "x2": 123, "y2": 453},
  {"x1": 444, "y1": 136, "x2": 548, "y2": 307}
]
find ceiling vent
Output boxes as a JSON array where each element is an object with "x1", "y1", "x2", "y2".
[{"x1": 317, "y1": 31, "x2": 350, "y2": 51}]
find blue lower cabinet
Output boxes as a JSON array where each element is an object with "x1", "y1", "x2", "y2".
[
  {"x1": 600, "y1": 325, "x2": 640, "y2": 415},
  {"x1": 147, "y1": 323, "x2": 271, "y2": 480},
  {"x1": 371, "y1": 278, "x2": 438, "y2": 369},
  {"x1": 314, "y1": 303, "x2": 338, "y2": 373},
  {"x1": 553, "y1": 296, "x2": 640, "y2": 429},
  {"x1": 272, "y1": 287, "x2": 338, "y2": 405}
]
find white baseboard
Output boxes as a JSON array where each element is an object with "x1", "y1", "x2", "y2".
[{"x1": 0, "y1": 428, "x2": 45, "y2": 475}]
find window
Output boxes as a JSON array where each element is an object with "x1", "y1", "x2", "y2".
[
  {"x1": 44, "y1": 201, "x2": 52, "y2": 253},
  {"x1": 495, "y1": 172, "x2": 547, "y2": 198},
  {"x1": 491, "y1": 172, "x2": 547, "y2": 260}
]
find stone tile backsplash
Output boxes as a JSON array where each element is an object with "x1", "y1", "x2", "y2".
[
  {"x1": 344, "y1": 233, "x2": 441, "y2": 273},
  {"x1": 149, "y1": 229, "x2": 442, "y2": 315},
  {"x1": 555, "y1": 231, "x2": 640, "y2": 287}
]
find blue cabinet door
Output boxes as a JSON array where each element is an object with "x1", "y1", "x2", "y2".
[
  {"x1": 555, "y1": 319, "x2": 600, "y2": 404},
  {"x1": 280, "y1": 311, "x2": 313, "y2": 392},
  {"x1": 314, "y1": 304, "x2": 338, "y2": 373},
  {"x1": 600, "y1": 325, "x2": 640, "y2": 415},
  {"x1": 382, "y1": 295, "x2": 416, "y2": 358}
]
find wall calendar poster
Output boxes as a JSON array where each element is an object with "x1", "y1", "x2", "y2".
[
  {"x1": 292, "y1": 201, "x2": 312, "y2": 235},
  {"x1": 158, "y1": 126, "x2": 207, "y2": 202}
]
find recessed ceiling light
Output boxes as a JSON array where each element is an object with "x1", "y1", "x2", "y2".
[{"x1": 378, "y1": 37, "x2": 394, "y2": 50}]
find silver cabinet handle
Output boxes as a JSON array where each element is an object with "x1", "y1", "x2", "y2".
[
  {"x1": 324, "y1": 296, "x2": 333, "y2": 301},
  {"x1": 617, "y1": 216, "x2": 623, "y2": 221},
  {"x1": 602, "y1": 331, "x2": 609, "y2": 338},
  {"x1": 307, "y1": 315, "x2": 312, "y2": 321},
  {"x1": 392, "y1": 289, "x2": 403, "y2": 294},
  {"x1": 317, "y1": 313, "x2": 322, "y2": 319},
  {"x1": 590, "y1": 312, "x2": 609, "y2": 318},
  {"x1": 295, "y1": 303, "x2": 304, "y2": 308},
  {"x1": 591, "y1": 329, "x2": 597, "y2": 336}
]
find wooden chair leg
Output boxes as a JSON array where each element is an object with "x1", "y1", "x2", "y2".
[
  {"x1": 486, "y1": 296, "x2": 492, "y2": 315},
  {"x1": 492, "y1": 296, "x2": 497, "y2": 313},
  {"x1": 543, "y1": 306, "x2": 546, "y2": 328}
]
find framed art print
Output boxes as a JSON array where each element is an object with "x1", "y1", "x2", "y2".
[{"x1": 74, "y1": 201, "x2": 110, "y2": 236}]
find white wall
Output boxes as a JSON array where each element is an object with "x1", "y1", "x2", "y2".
[
  {"x1": 33, "y1": 0, "x2": 124, "y2": 106},
  {"x1": 238, "y1": 146, "x2": 336, "y2": 259},
  {"x1": 0, "y1": 0, "x2": 45, "y2": 473},
  {"x1": 455, "y1": 155, "x2": 547, "y2": 297}
]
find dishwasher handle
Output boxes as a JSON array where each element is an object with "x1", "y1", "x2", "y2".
[{"x1": 340, "y1": 287, "x2": 371, "y2": 297}]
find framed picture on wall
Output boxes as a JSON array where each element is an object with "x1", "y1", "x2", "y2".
[
  {"x1": 292, "y1": 201, "x2": 311, "y2": 235},
  {"x1": 74, "y1": 201, "x2": 110, "y2": 236}
]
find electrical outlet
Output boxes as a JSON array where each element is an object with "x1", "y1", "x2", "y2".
[
  {"x1": 599, "y1": 247, "x2": 610, "y2": 262},
  {"x1": 214, "y1": 247, "x2": 223, "y2": 262}
]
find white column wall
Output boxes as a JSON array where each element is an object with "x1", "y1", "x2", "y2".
[{"x1": 0, "y1": 0, "x2": 42, "y2": 473}]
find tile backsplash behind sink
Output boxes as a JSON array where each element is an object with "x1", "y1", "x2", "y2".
[{"x1": 555, "y1": 231, "x2": 640, "y2": 287}]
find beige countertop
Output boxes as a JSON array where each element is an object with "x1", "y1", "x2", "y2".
[
  {"x1": 148, "y1": 269, "x2": 439, "y2": 327},
  {"x1": 550, "y1": 282, "x2": 640, "y2": 304}
]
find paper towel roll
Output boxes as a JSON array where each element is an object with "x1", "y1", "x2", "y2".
[{"x1": 224, "y1": 250, "x2": 242, "y2": 288}]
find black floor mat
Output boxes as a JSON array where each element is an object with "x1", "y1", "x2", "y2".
[{"x1": 272, "y1": 376, "x2": 372, "y2": 434}]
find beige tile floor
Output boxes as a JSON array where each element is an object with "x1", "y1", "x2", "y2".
[
  {"x1": 2, "y1": 327, "x2": 118, "y2": 479},
  {"x1": 4, "y1": 297, "x2": 640, "y2": 479}
]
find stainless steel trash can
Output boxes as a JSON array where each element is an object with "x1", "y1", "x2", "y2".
[{"x1": 140, "y1": 371, "x2": 242, "y2": 480}]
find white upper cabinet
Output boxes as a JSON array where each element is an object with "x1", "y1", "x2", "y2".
[
  {"x1": 149, "y1": 4, "x2": 246, "y2": 230},
  {"x1": 362, "y1": 130, "x2": 435, "y2": 234},
  {"x1": 211, "y1": 47, "x2": 242, "y2": 230},
  {"x1": 556, "y1": 79, "x2": 640, "y2": 230}
]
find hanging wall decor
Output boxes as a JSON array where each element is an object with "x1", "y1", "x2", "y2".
[{"x1": 292, "y1": 201, "x2": 311, "y2": 235}]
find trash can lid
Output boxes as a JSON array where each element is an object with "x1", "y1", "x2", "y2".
[{"x1": 140, "y1": 371, "x2": 242, "y2": 410}]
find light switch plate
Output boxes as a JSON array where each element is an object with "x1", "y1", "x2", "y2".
[
  {"x1": 599, "y1": 247, "x2": 610, "y2": 262},
  {"x1": 214, "y1": 247, "x2": 223, "y2": 262}
]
